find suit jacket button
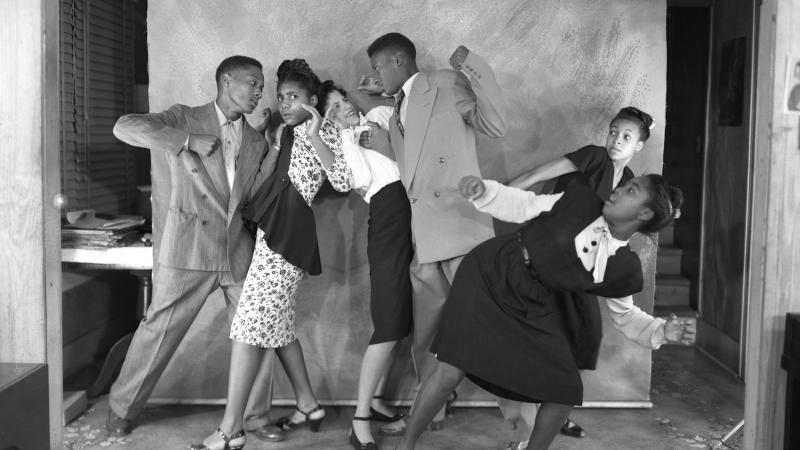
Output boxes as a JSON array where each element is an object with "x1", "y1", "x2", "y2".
[
  {"x1": 410, "y1": 197, "x2": 417, "y2": 203},
  {"x1": 191, "y1": 168, "x2": 198, "y2": 173},
  {"x1": 280, "y1": 177, "x2": 287, "y2": 183},
  {"x1": 201, "y1": 194, "x2": 208, "y2": 199},
  {"x1": 201, "y1": 220, "x2": 208, "y2": 226},
  {"x1": 438, "y1": 157, "x2": 445, "y2": 163},
  {"x1": 434, "y1": 191, "x2": 441, "y2": 197}
]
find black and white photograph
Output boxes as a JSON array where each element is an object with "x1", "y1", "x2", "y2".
[{"x1": 1, "y1": 1, "x2": 799, "y2": 449}]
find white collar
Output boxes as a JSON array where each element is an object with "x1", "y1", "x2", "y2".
[
  {"x1": 591, "y1": 216, "x2": 629, "y2": 254},
  {"x1": 214, "y1": 101, "x2": 242, "y2": 133},
  {"x1": 399, "y1": 72, "x2": 419, "y2": 99},
  {"x1": 588, "y1": 216, "x2": 629, "y2": 284}
]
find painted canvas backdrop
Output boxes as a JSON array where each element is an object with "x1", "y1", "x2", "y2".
[{"x1": 148, "y1": 0, "x2": 666, "y2": 405}]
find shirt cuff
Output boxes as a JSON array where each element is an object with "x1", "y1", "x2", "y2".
[
  {"x1": 651, "y1": 318, "x2": 668, "y2": 349},
  {"x1": 471, "y1": 179, "x2": 500, "y2": 209}
]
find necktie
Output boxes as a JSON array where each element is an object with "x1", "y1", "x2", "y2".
[
  {"x1": 221, "y1": 120, "x2": 239, "y2": 191},
  {"x1": 394, "y1": 90, "x2": 405, "y2": 136},
  {"x1": 592, "y1": 225, "x2": 611, "y2": 283}
]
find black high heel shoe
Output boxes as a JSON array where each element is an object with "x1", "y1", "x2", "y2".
[
  {"x1": 189, "y1": 428, "x2": 246, "y2": 450},
  {"x1": 349, "y1": 416, "x2": 379, "y2": 450},
  {"x1": 275, "y1": 404, "x2": 326, "y2": 432},
  {"x1": 445, "y1": 390, "x2": 458, "y2": 417},
  {"x1": 370, "y1": 395, "x2": 404, "y2": 423}
]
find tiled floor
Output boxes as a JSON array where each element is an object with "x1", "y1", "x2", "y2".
[{"x1": 62, "y1": 346, "x2": 744, "y2": 449}]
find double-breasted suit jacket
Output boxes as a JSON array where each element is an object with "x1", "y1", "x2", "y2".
[
  {"x1": 388, "y1": 51, "x2": 508, "y2": 263},
  {"x1": 113, "y1": 102, "x2": 267, "y2": 281}
]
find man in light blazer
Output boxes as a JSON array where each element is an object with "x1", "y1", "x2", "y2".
[
  {"x1": 362, "y1": 33, "x2": 508, "y2": 433},
  {"x1": 106, "y1": 55, "x2": 284, "y2": 442}
]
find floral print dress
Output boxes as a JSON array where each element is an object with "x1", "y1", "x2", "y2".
[{"x1": 230, "y1": 119, "x2": 351, "y2": 348}]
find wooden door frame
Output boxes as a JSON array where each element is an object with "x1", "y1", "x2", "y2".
[
  {"x1": 44, "y1": 0, "x2": 64, "y2": 446},
  {"x1": 744, "y1": 0, "x2": 800, "y2": 448}
]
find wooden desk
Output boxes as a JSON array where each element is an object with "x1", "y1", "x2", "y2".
[{"x1": 61, "y1": 244, "x2": 153, "y2": 398}]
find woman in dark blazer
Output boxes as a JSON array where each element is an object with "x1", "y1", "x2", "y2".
[{"x1": 395, "y1": 174, "x2": 691, "y2": 450}]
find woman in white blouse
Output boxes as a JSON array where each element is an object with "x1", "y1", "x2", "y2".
[
  {"x1": 394, "y1": 174, "x2": 695, "y2": 450},
  {"x1": 319, "y1": 81, "x2": 413, "y2": 450}
]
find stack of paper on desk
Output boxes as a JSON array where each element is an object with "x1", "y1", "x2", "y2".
[{"x1": 62, "y1": 210, "x2": 145, "y2": 249}]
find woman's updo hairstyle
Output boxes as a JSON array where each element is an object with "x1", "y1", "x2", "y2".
[
  {"x1": 612, "y1": 106, "x2": 654, "y2": 142},
  {"x1": 277, "y1": 59, "x2": 322, "y2": 112},
  {"x1": 318, "y1": 80, "x2": 348, "y2": 113},
  {"x1": 640, "y1": 174, "x2": 683, "y2": 235}
]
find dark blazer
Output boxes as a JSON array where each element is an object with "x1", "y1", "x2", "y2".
[{"x1": 113, "y1": 102, "x2": 267, "y2": 281}]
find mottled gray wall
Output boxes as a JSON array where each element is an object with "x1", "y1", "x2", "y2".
[{"x1": 149, "y1": 0, "x2": 666, "y2": 405}]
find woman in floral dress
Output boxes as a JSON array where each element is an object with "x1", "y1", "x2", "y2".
[{"x1": 191, "y1": 59, "x2": 351, "y2": 450}]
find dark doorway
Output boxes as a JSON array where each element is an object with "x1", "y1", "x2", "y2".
[{"x1": 663, "y1": 5, "x2": 710, "y2": 311}]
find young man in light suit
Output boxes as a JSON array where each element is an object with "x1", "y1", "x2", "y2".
[
  {"x1": 106, "y1": 55, "x2": 284, "y2": 443},
  {"x1": 361, "y1": 32, "x2": 509, "y2": 435}
]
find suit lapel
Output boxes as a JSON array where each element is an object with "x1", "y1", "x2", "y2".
[
  {"x1": 194, "y1": 103, "x2": 230, "y2": 204},
  {"x1": 403, "y1": 73, "x2": 436, "y2": 189},
  {"x1": 230, "y1": 124, "x2": 264, "y2": 218}
]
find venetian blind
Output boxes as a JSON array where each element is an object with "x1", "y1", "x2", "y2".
[{"x1": 61, "y1": 0, "x2": 136, "y2": 215}]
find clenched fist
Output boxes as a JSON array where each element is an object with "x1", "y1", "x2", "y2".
[
  {"x1": 458, "y1": 175, "x2": 485, "y2": 200},
  {"x1": 450, "y1": 45, "x2": 470, "y2": 70},
  {"x1": 188, "y1": 134, "x2": 221, "y2": 156}
]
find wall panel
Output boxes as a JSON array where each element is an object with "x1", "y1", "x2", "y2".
[{"x1": 145, "y1": 0, "x2": 667, "y2": 404}]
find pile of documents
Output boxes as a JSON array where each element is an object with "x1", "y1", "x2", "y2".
[{"x1": 62, "y1": 210, "x2": 145, "y2": 249}]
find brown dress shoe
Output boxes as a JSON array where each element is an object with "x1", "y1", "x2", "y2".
[
  {"x1": 106, "y1": 409, "x2": 132, "y2": 436},
  {"x1": 249, "y1": 424, "x2": 286, "y2": 442}
]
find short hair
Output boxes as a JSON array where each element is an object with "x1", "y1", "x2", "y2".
[
  {"x1": 367, "y1": 32, "x2": 416, "y2": 59},
  {"x1": 640, "y1": 174, "x2": 684, "y2": 234},
  {"x1": 612, "y1": 106, "x2": 654, "y2": 142},
  {"x1": 215, "y1": 55, "x2": 262, "y2": 84},
  {"x1": 318, "y1": 80, "x2": 348, "y2": 113}
]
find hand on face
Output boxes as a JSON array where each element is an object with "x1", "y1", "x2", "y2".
[
  {"x1": 188, "y1": 134, "x2": 221, "y2": 156},
  {"x1": 357, "y1": 74, "x2": 383, "y2": 95},
  {"x1": 301, "y1": 104, "x2": 323, "y2": 137},
  {"x1": 255, "y1": 107, "x2": 273, "y2": 136},
  {"x1": 664, "y1": 314, "x2": 696, "y2": 346},
  {"x1": 450, "y1": 45, "x2": 470, "y2": 70},
  {"x1": 458, "y1": 175, "x2": 485, "y2": 200}
]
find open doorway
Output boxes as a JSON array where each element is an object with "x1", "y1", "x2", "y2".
[{"x1": 659, "y1": 5, "x2": 710, "y2": 317}]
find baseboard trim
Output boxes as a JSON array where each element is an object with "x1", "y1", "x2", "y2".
[{"x1": 147, "y1": 398, "x2": 653, "y2": 408}]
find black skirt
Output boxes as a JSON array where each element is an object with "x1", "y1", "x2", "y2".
[
  {"x1": 366, "y1": 180, "x2": 413, "y2": 344},
  {"x1": 431, "y1": 233, "x2": 584, "y2": 405}
]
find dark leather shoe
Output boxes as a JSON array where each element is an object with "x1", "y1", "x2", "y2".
[
  {"x1": 560, "y1": 418, "x2": 586, "y2": 438},
  {"x1": 249, "y1": 424, "x2": 285, "y2": 442},
  {"x1": 106, "y1": 409, "x2": 132, "y2": 436}
]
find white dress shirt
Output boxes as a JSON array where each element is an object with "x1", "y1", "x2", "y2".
[
  {"x1": 471, "y1": 179, "x2": 667, "y2": 349},
  {"x1": 398, "y1": 72, "x2": 419, "y2": 126},
  {"x1": 340, "y1": 106, "x2": 401, "y2": 203},
  {"x1": 214, "y1": 102, "x2": 243, "y2": 191}
]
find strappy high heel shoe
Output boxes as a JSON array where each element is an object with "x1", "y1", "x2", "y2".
[
  {"x1": 189, "y1": 428, "x2": 246, "y2": 450},
  {"x1": 349, "y1": 416, "x2": 379, "y2": 450},
  {"x1": 275, "y1": 404, "x2": 325, "y2": 432},
  {"x1": 370, "y1": 395, "x2": 404, "y2": 423}
]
